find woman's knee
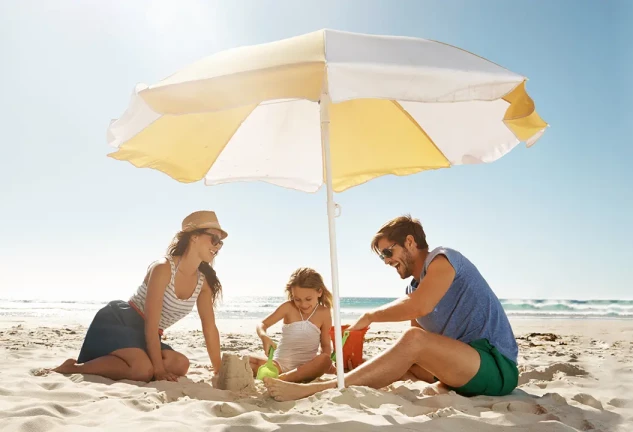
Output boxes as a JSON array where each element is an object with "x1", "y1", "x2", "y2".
[
  {"x1": 177, "y1": 355, "x2": 190, "y2": 375},
  {"x1": 111, "y1": 348, "x2": 154, "y2": 382},
  {"x1": 164, "y1": 351, "x2": 190, "y2": 375},
  {"x1": 130, "y1": 358, "x2": 154, "y2": 382}
]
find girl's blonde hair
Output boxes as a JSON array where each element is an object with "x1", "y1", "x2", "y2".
[{"x1": 285, "y1": 267, "x2": 333, "y2": 309}]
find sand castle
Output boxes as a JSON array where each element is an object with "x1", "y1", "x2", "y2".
[{"x1": 215, "y1": 353, "x2": 256, "y2": 393}]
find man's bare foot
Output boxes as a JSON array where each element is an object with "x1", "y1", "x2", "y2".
[
  {"x1": 263, "y1": 377, "x2": 330, "y2": 401},
  {"x1": 52, "y1": 358, "x2": 79, "y2": 374}
]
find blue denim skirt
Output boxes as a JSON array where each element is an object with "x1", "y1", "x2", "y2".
[{"x1": 77, "y1": 300, "x2": 173, "y2": 364}]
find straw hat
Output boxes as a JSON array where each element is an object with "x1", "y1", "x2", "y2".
[{"x1": 181, "y1": 210, "x2": 228, "y2": 239}]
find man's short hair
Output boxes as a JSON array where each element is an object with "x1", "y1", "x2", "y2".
[{"x1": 371, "y1": 214, "x2": 428, "y2": 254}]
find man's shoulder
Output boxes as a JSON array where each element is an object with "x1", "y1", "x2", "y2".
[
  {"x1": 425, "y1": 246, "x2": 465, "y2": 272},
  {"x1": 406, "y1": 247, "x2": 466, "y2": 295},
  {"x1": 427, "y1": 246, "x2": 461, "y2": 261}
]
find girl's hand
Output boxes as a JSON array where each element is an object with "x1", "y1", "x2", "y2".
[{"x1": 261, "y1": 335, "x2": 277, "y2": 355}]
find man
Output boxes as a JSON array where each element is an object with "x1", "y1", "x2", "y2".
[{"x1": 264, "y1": 215, "x2": 519, "y2": 401}]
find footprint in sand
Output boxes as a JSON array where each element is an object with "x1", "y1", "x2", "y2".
[
  {"x1": 538, "y1": 392, "x2": 569, "y2": 407},
  {"x1": 38, "y1": 381, "x2": 65, "y2": 391},
  {"x1": 572, "y1": 393, "x2": 603, "y2": 410},
  {"x1": 518, "y1": 363, "x2": 588, "y2": 385},
  {"x1": 427, "y1": 407, "x2": 459, "y2": 418},
  {"x1": 607, "y1": 397, "x2": 633, "y2": 408},
  {"x1": 491, "y1": 401, "x2": 548, "y2": 414}
]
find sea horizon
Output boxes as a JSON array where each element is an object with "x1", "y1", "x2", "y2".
[{"x1": 1, "y1": 297, "x2": 632, "y2": 323}]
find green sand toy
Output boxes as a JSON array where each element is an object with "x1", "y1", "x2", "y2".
[
  {"x1": 256, "y1": 346, "x2": 279, "y2": 380},
  {"x1": 330, "y1": 331, "x2": 350, "y2": 362}
]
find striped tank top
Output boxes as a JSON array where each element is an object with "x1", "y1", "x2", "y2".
[{"x1": 129, "y1": 256, "x2": 205, "y2": 331}]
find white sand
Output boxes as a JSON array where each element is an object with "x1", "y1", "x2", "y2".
[{"x1": 1, "y1": 318, "x2": 632, "y2": 431}]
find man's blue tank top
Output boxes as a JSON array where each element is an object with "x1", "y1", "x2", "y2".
[{"x1": 406, "y1": 247, "x2": 518, "y2": 363}]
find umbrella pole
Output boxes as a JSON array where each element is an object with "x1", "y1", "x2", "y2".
[{"x1": 320, "y1": 93, "x2": 345, "y2": 390}]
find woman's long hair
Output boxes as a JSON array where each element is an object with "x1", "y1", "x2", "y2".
[{"x1": 166, "y1": 229, "x2": 222, "y2": 305}]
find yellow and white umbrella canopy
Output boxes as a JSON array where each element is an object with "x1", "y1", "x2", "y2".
[
  {"x1": 107, "y1": 29, "x2": 547, "y2": 193},
  {"x1": 107, "y1": 29, "x2": 547, "y2": 389}
]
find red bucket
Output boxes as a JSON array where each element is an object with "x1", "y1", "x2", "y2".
[{"x1": 329, "y1": 324, "x2": 369, "y2": 370}]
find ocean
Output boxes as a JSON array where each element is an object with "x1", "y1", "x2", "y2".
[{"x1": 0, "y1": 297, "x2": 632, "y2": 326}]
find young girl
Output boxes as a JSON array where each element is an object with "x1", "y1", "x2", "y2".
[
  {"x1": 52, "y1": 210, "x2": 227, "y2": 383},
  {"x1": 250, "y1": 267, "x2": 333, "y2": 383}
]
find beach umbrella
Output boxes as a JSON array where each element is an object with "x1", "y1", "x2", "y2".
[{"x1": 106, "y1": 29, "x2": 548, "y2": 389}]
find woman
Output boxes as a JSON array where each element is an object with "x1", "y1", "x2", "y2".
[{"x1": 53, "y1": 210, "x2": 227, "y2": 383}]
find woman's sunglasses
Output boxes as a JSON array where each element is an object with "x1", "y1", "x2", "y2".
[
  {"x1": 378, "y1": 243, "x2": 397, "y2": 261},
  {"x1": 202, "y1": 232, "x2": 223, "y2": 248}
]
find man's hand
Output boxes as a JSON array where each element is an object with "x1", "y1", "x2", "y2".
[
  {"x1": 347, "y1": 313, "x2": 372, "y2": 331},
  {"x1": 261, "y1": 335, "x2": 277, "y2": 355},
  {"x1": 153, "y1": 368, "x2": 179, "y2": 382}
]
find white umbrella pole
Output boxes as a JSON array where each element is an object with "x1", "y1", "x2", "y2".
[{"x1": 320, "y1": 92, "x2": 345, "y2": 390}]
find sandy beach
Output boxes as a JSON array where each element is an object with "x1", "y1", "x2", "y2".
[{"x1": 1, "y1": 317, "x2": 631, "y2": 431}]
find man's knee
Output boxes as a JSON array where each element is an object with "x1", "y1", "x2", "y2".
[
  {"x1": 398, "y1": 327, "x2": 427, "y2": 355},
  {"x1": 402, "y1": 327, "x2": 426, "y2": 341}
]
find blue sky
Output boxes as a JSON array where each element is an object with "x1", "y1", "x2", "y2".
[{"x1": 1, "y1": 0, "x2": 631, "y2": 302}]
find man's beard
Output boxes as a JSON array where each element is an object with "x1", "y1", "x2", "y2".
[{"x1": 398, "y1": 249, "x2": 414, "y2": 279}]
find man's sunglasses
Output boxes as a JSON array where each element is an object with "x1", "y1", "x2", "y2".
[{"x1": 378, "y1": 243, "x2": 397, "y2": 261}]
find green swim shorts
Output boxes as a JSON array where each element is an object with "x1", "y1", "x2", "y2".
[{"x1": 448, "y1": 338, "x2": 519, "y2": 397}]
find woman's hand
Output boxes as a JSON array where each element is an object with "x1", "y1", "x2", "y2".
[
  {"x1": 211, "y1": 373, "x2": 220, "y2": 388},
  {"x1": 261, "y1": 335, "x2": 277, "y2": 355},
  {"x1": 153, "y1": 368, "x2": 179, "y2": 382}
]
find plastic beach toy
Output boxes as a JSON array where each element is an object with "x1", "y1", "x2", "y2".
[
  {"x1": 329, "y1": 324, "x2": 370, "y2": 369},
  {"x1": 256, "y1": 345, "x2": 279, "y2": 380},
  {"x1": 330, "y1": 331, "x2": 350, "y2": 362}
]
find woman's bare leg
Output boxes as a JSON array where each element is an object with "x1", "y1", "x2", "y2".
[
  {"x1": 162, "y1": 350, "x2": 190, "y2": 376},
  {"x1": 53, "y1": 348, "x2": 154, "y2": 382}
]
